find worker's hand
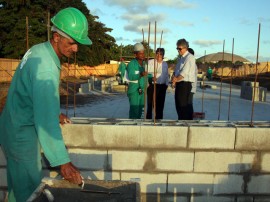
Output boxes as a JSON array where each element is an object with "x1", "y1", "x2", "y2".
[
  {"x1": 60, "y1": 162, "x2": 82, "y2": 185},
  {"x1": 140, "y1": 71, "x2": 148, "y2": 77},
  {"x1": 59, "y1": 113, "x2": 72, "y2": 125}
]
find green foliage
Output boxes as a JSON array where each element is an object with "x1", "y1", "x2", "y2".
[{"x1": 0, "y1": 0, "x2": 118, "y2": 65}]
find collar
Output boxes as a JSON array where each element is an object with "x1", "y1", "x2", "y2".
[{"x1": 45, "y1": 41, "x2": 61, "y2": 69}]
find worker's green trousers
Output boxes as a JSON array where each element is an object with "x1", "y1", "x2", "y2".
[
  {"x1": 128, "y1": 91, "x2": 144, "y2": 119},
  {"x1": 5, "y1": 153, "x2": 42, "y2": 202}
]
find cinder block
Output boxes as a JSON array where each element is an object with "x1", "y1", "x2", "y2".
[
  {"x1": 80, "y1": 171, "x2": 120, "y2": 181},
  {"x1": 235, "y1": 128, "x2": 270, "y2": 150},
  {"x1": 237, "y1": 196, "x2": 254, "y2": 202},
  {"x1": 261, "y1": 153, "x2": 270, "y2": 172},
  {"x1": 121, "y1": 172, "x2": 167, "y2": 193},
  {"x1": 61, "y1": 124, "x2": 93, "y2": 147},
  {"x1": 140, "y1": 194, "x2": 188, "y2": 202},
  {"x1": 156, "y1": 152, "x2": 194, "y2": 171},
  {"x1": 68, "y1": 148, "x2": 108, "y2": 170},
  {"x1": 168, "y1": 173, "x2": 214, "y2": 194},
  {"x1": 194, "y1": 152, "x2": 255, "y2": 173},
  {"x1": 93, "y1": 125, "x2": 140, "y2": 148},
  {"x1": 189, "y1": 126, "x2": 235, "y2": 149},
  {"x1": 0, "y1": 147, "x2": 6, "y2": 166},
  {"x1": 108, "y1": 150, "x2": 148, "y2": 171},
  {"x1": 213, "y1": 174, "x2": 243, "y2": 194},
  {"x1": 249, "y1": 175, "x2": 270, "y2": 194},
  {"x1": 140, "y1": 126, "x2": 188, "y2": 149},
  {"x1": 191, "y1": 196, "x2": 235, "y2": 202},
  {"x1": 0, "y1": 169, "x2": 7, "y2": 187},
  {"x1": 254, "y1": 197, "x2": 270, "y2": 202}
]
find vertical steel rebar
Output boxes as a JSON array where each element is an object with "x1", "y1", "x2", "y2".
[
  {"x1": 250, "y1": 23, "x2": 261, "y2": 126},
  {"x1": 47, "y1": 11, "x2": 50, "y2": 41},
  {"x1": 144, "y1": 22, "x2": 151, "y2": 120},
  {"x1": 218, "y1": 40, "x2": 225, "y2": 120},
  {"x1": 26, "y1": 16, "x2": 29, "y2": 51},
  {"x1": 201, "y1": 50, "x2": 206, "y2": 113},
  {"x1": 153, "y1": 21, "x2": 157, "y2": 125},
  {"x1": 227, "y1": 38, "x2": 234, "y2": 121}
]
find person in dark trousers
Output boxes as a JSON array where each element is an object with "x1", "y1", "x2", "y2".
[
  {"x1": 0, "y1": 7, "x2": 91, "y2": 201},
  {"x1": 172, "y1": 39, "x2": 196, "y2": 120},
  {"x1": 187, "y1": 48, "x2": 198, "y2": 119},
  {"x1": 146, "y1": 48, "x2": 169, "y2": 119}
]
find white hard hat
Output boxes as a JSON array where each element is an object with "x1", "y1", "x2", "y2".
[{"x1": 134, "y1": 43, "x2": 144, "y2": 52}]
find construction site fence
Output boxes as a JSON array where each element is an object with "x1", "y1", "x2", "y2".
[{"x1": 0, "y1": 58, "x2": 119, "y2": 82}]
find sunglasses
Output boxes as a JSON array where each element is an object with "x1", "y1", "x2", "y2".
[{"x1": 176, "y1": 47, "x2": 183, "y2": 51}]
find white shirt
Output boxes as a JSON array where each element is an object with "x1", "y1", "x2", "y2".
[
  {"x1": 147, "y1": 59, "x2": 169, "y2": 85},
  {"x1": 174, "y1": 51, "x2": 196, "y2": 83}
]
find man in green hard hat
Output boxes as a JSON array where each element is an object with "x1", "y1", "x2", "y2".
[{"x1": 0, "y1": 7, "x2": 91, "y2": 202}]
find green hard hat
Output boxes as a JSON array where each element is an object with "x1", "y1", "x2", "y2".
[{"x1": 51, "y1": 7, "x2": 92, "y2": 45}]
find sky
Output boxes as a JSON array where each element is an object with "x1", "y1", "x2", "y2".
[{"x1": 84, "y1": 0, "x2": 270, "y2": 62}]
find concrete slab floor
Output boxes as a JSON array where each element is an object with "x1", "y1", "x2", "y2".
[{"x1": 61, "y1": 81, "x2": 270, "y2": 121}]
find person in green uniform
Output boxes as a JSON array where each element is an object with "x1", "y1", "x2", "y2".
[
  {"x1": 118, "y1": 58, "x2": 126, "y2": 84},
  {"x1": 0, "y1": 7, "x2": 92, "y2": 202},
  {"x1": 207, "y1": 67, "x2": 213, "y2": 80},
  {"x1": 126, "y1": 43, "x2": 148, "y2": 119}
]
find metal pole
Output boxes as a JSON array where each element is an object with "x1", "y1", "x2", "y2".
[
  {"x1": 201, "y1": 50, "x2": 206, "y2": 113},
  {"x1": 142, "y1": 28, "x2": 144, "y2": 43},
  {"x1": 144, "y1": 22, "x2": 151, "y2": 120},
  {"x1": 228, "y1": 38, "x2": 234, "y2": 121},
  {"x1": 218, "y1": 40, "x2": 225, "y2": 120},
  {"x1": 153, "y1": 21, "x2": 157, "y2": 125},
  {"x1": 251, "y1": 23, "x2": 261, "y2": 126},
  {"x1": 47, "y1": 11, "x2": 50, "y2": 41},
  {"x1": 26, "y1": 16, "x2": 29, "y2": 51}
]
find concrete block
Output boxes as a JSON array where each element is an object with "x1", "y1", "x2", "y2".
[
  {"x1": 80, "y1": 171, "x2": 120, "y2": 181},
  {"x1": 61, "y1": 124, "x2": 93, "y2": 147},
  {"x1": 68, "y1": 148, "x2": 108, "y2": 170},
  {"x1": 140, "y1": 194, "x2": 188, "y2": 202},
  {"x1": 121, "y1": 172, "x2": 167, "y2": 193},
  {"x1": 237, "y1": 196, "x2": 254, "y2": 202},
  {"x1": 249, "y1": 175, "x2": 270, "y2": 194},
  {"x1": 213, "y1": 174, "x2": 243, "y2": 194},
  {"x1": 191, "y1": 196, "x2": 235, "y2": 202},
  {"x1": 93, "y1": 125, "x2": 140, "y2": 148},
  {"x1": 235, "y1": 128, "x2": 270, "y2": 150},
  {"x1": 108, "y1": 150, "x2": 148, "y2": 171},
  {"x1": 254, "y1": 197, "x2": 270, "y2": 202},
  {"x1": 189, "y1": 126, "x2": 235, "y2": 149},
  {"x1": 156, "y1": 152, "x2": 194, "y2": 171},
  {"x1": 0, "y1": 169, "x2": 7, "y2": 187},
  {"x1": 261, "y1": 153, "x2": 270, "y2": 172},
  {"x1": 0, "y1": 147, "x2": 6, "y2": 166},
  {"x1": 194, "y1": 152, "x2": 255, "y2": 173},
  {"x1": 168, "y1": 173, "x2": 214, "y2": 194},
  {"x1": 140, "y1": 126, "x2": 188, "y2": 149}
]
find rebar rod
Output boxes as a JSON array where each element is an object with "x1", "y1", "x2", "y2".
[{"x1": 218, "y1": 40, "x2": 225, "y2": 120}]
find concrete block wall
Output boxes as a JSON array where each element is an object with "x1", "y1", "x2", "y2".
[
  {"x1": 1, "y1": 120, "x2": 270, "y2": 201},
  {"x1": 240, "y1": 81, "x2": 267, "y2": 102}
]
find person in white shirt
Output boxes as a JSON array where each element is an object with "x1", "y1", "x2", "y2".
[
  {"x1": 187, "y1": 48, "x2": 198, "y2": 119},
  {"x1": 172, "y1": 39, "x2": 196, "y2": 120},
  {"x1": 146, "y1": 48, "x2": 169, "y2": 119}
]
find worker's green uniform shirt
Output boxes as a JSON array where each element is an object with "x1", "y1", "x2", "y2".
[
  {"x1": 118, "y1": 62, "x2": 126, "y2": 80},
  {"x1": 0, "y1": 41, "x2": 70, "y2": 166},
  {"x1": 126, "y1": 59, "x2": 146, "y2": 119}
]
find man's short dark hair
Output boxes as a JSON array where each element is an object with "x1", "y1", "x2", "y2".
[
  {"x1": 188, "y1": 48, "x2": 194, "y2": 55},
  {"x1": 176, "y1": 39, "x2": 189, "y2": 48}
]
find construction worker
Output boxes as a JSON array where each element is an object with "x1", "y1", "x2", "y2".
[
  {"x1": 0, "y1": 7, "x2": 91, "y2": 202},
  {"x1": 207, "y1": 67, "x2": 213, "y2": 80},
  {"x1": 118, "y1": 58, "x2": 126, "y2": 84},
  {"x1": 126, "y1": 43, "x2": 148, "y2": 119}
]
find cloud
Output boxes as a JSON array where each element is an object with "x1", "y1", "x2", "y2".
[
  {"x1": 202, "y1": 17, "x2": 210, "y2": 23},
  {"x1": 238, "y1": 18, "x2": 253, "y2": 25},
  {"x1": 193, "y1": 40, "x2": 223, "y2": 47},
  {"x1": 263, "y1": 40, "x2": 270, "y2": 44},
  {"x1": 91, "y1": 8, "x2": 105, "y2": 16},
  {"x1": 105, "y1": 0, "x2": 197, "y2": 12},
  {"x1": 178, "y1": 21, "x2": 194, "y2": 27}
]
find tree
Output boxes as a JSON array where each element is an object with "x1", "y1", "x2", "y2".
[{"x1": 0, "y1": 0, "x2": 118, "y2": 66}]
